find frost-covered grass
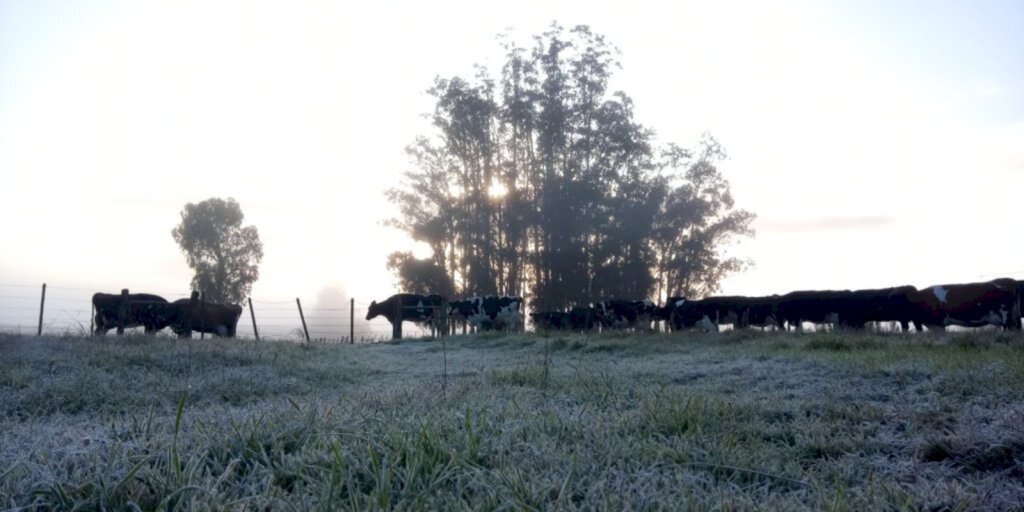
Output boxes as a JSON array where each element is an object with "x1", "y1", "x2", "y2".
[{"x1": 1, "y1": 329, "x2": 1023, "y2": 510}]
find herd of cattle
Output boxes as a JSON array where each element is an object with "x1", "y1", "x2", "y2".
[
  {"x1": 91, "y1": 292, "x2": 243, "y2": 337},
  {"x1": 367, "y1": 278, "x2": 1024, "y2": 334},
  {"x1": 92, "y1": 277, "x2": 1023, "y2": 339}
]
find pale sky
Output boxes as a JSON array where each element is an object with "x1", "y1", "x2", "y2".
[{"x1": 2, "y1": 0, "x2": 1022, "y2": 336}]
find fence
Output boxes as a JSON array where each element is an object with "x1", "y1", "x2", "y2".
[{"x1": 0, "y1": 283, "x2": 430, "y2": 342}]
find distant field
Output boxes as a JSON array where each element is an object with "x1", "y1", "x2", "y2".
[{"x1": 2, "y1": 330, "x2": 1023, "y2": 510}]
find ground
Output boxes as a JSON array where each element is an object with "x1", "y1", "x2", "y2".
[{"x1": 1, "y1": 330, "x2": 1023, "y2": 510}]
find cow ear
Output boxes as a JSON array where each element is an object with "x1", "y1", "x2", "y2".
[{"x1": 370, "y1": 301, "x2": 377, "y2": 307}]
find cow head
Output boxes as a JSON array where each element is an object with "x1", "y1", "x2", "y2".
[{"x1": 366, "y1": 300, "x2": 380, "y2": 321}]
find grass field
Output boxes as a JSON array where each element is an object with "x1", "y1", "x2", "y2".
[{"x1": 2, "y1": 329, "x2": 1023, "y2": 510}]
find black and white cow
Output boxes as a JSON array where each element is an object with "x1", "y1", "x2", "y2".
[
  {"x1": 367, "y1": 293, "x2": 446, "y2": 335},
  {"x1": 908, "y1": 279, "x2": 1021, "y2": 331},
  {"x1": 448, "y1": 296, "x2": 523, "y2": 331},
  {"x1": 91, "y1": 292, "x2": 173, "y2": 335}
]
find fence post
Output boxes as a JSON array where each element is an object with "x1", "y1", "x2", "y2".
[
  {"x1": 296, "y1": 298, "x2": 311, "y2": 343},
  {"x1": 181, "y1": 291, "x2": 198, "y2": 339},
  {"x1": 392, "y1": 297, "x2": 403, "y2": 340},
  {"x1": 350, "y1": 298, "x2": 355, "y2": 344},
  {"x1": 116, "y1": 288, "x2": 129, "y2": 336},
  {"x1": 200, "y1": 292, "x2": 206, "y2": 340},
  {"x1": 37, "y1": 283, "x2": 47, "y2": 336},
  {"x1": 248, "y1": 297, "x2": 259, "y2": 340},
  {"x1": 439, "y1": 296, "x2": 448, "y2": 338}
]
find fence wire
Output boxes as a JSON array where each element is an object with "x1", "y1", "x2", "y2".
[{"x1": 0, "y1": 283, "x2": 406, "y2": 341}]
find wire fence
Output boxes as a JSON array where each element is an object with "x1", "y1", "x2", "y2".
[
  {"x1": 0, "y1": 283, "x2": 434, "y2": 343},
  {"x1": 5, "y1": 270, "x2": 1024, "y2": 339}
]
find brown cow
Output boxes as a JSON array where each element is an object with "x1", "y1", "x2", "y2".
[{"x1": 908, "y1": 278, "x2": 1021, "y2": 331}]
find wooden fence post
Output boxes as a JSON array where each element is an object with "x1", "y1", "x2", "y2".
[
  {"x1": 350, "y1": 298, "x2": 355, "y2": 344},
  {"x1": 181, "y1": 291, "x2": 198, "y2": 339},
  {"x1": 248, "y1": 297, "x2": 259, "y2": 340},
  {"x1": 116, "y1": 288, "x2": 129, "y2": 336},
  {"x1": 37, "y1": 283, "x2": 47, "y2": 337},
  {"x1": 200, "y1": 292, "x2": 206, "y2": 340},
  {"x1": 296, "y1": 298, "x2": 311, "y2": 343},
  {"x1": 439, "y1": 296, "x2": 448, "y2": 338},
  {"x1": 392, "y1": 297, "x2": 403, "y2": 340}
]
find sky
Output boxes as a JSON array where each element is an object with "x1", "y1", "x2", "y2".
[{"x1": 1, "y1": 0, "x2": 1023, "y2": 336}]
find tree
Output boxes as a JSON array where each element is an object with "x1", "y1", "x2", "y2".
[
  {"x1": 651, "y1": 137, "x2": 755, "y2": 299},
  {"x1": 386, "y1": 252, "x2": 456, "y2": 298},
  {"x1": 171, "y1": 198, "x2": 263, "y2": 304},
  {"x1": 386, "y1": 24, "x2": 754, "y2": 308}
]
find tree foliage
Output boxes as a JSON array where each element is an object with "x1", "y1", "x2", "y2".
[
  {"x1": 386, "y1": 251, "x2": 456, "y2": 298},
  {"x1": 171, "y1": 197, "x2": 263, "y2": 304},
  {"x1": 386, "y1": 24, "x2": 754, "y2": 308}
]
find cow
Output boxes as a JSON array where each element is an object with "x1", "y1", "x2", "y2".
[
  {"x1": 907, "y1": 279, "x2": 1021, "y2": 331},
  {"x1": 664, "y1": 298, "x2": 721, "y2": 332},
  {"x1": 594, "y1": 299, "x2": 659, "y2": 330},
  {"x1": 664, "y1": 295, "x2": 782, "y2": 332},
  {"x1": 775, "y1": 290, "x2": 854, "y2": 332},
  {"x1": 732, "y1": 295, "x2": 783, "y2": 330},
  {"x1": 569, "y1": 306, "x2": 599, "y2": 331},
  {"x1": 168, "y1": 299, "x2": 243, "y2": 338},
  {"x1": 657, "y1": 297, "x2": 686, "y2": 330},
  {"x1": 448, "y1": 296, "x2": 523, "y2": 331},
  {"x1": 531, "y1": 311, "x2": 571, "y2": 331},
  {"x1": 91, "y1": 292, "x2": 173, "y2": 335},
  {"x1": 830, "y1": 286, "x2": 918, "y2": 331},
  {"x1": 366, "y1": 293, "x2": 446, "y2": 335}
]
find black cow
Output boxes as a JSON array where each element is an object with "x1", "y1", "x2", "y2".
[
  {"x1": 569, "y1": 306, "x2": 598, "y2": 331},
  {"x1": 169, "y1": 299, "x2": 243, "y2": 337},
  {"x1": 448, "y1": 296, "x2": 523, "y2": 331},
  {"x1": 908, "y1": 279, "x2": 1021, "y2": 331},
  {"x1": 91, "y1": 292, "x2": 172, "y2": 335},
  {"x1": 830, "y1": 286, "x2": 917, "y2": 331},
  {"x1": 775, "y1": 290, "x2": 854, "y2": 331},
  {"x1": 594, "y1": 299, "x2": 659, "y2": 330},
  {"x1": 531, "y1": 311, "x2": 571, "y2": 331},
  {"x1": 664, "y1": 298, "x2": 721, "y2": 332},
  {"x1": 741, "y1": 295, "x2": 783, "y2": 329},
  {"x1": 664, "y1": 295, "x2": 781, "y2": 331},
  {"x1": 658, "y1": 297, "x2": 686, "y2": 330},
  {"x1": 367, "y1": 294, "x2": 446, "y2": 334}
]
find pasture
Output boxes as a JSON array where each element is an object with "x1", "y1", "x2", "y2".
[{"x1": 1, "y1": 330, "x2": 1023, "y2": 510}]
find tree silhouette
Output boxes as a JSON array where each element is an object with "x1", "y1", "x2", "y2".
[
  {"x1": 386, "y1": 251, "x2": 456, "y2": 298},
  {"x1": 386, "y1": 24, "x2": 754, "y2": 308},
  {"x1": 171, "y1": 198, "x2": 263, "y2": 304}
]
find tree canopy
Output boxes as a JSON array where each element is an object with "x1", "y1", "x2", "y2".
[
  {"x1": 386, "y1": 24, "x2": 754, "y2": 309},
  {"x1": 171, "y1": 197, "x2": 263, "y2": 304}
]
